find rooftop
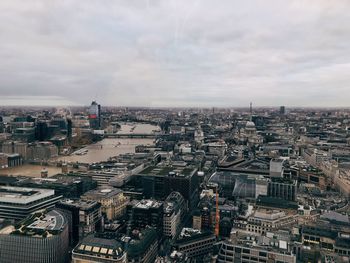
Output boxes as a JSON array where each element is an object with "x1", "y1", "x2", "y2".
[
  {"x1": 134, "y1": 199, "x2": 163, "y2": 209},
  {"x1": 0, "y1": 186, "x2": 55, "y2": 204},
  {"x1": 74, "y1": 234, "x2": 125, "y2": 259},
  {"x1": 139, "y1": 165, "x2": 196, "y2": 178},
  {"x1": 0, "y1": 209, "x2": 67, "y2": 238},
  {"x1": 58, "y1": 199, "x2": 100, "y2": 210},
  {"x1": 82, "y1": 187, "x2": 123, "y2": 199}
]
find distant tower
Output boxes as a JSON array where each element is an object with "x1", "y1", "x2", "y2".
[
  {"x1": 88, "y1": 101, "x2": 101, "y2": 130},
  {"x1": 279, "y1": 106, "x2": 286, "y2": 115},
  {"x1": 249, "y1": 102, "x2": 253, "y2": 121}
]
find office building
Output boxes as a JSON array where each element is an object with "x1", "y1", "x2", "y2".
[
  {"x1": 26, "y1": 141, "x2": 59, "y2": 161},
  {"x1": 128, "y1": 199, "x2": 163, "y2": 234},
  {"x1": 137, "y1": 166, "x2": 199, "y2": 210},
  {"x1": 163, "y1": 191, "x2": 186, "y2": 239},
  {"x1": 15, "y1": 173, "x2": 97, "y2": 198},
  {"x1": 0, "y1": 186, "x2": 62, "y2": 221},
  {"x1": 125, "y1": 227, "x2": 158, "y2": 263},
  {"x1": 82, "y1": 188, "x2": 129, "y2": 221},
  {"x1": 35, "y1": 120, "x2": 49, "y2": 141},
  {"x1": 218, "y1": 233, "x2": 296, "y2": 263},
  {"x1": 267, "y1": 177, "x2": 297, "y2": 201},
  {"x1": 173, "y1": 228, "x2": 216, "y2": 260},
  {"x1": 13, "y1": 127, "x2": 36, "y2": 142},
  {"x1": 1, "y1": 141, "x2": 28, "y2": 159},
  {"x1": 280, "y1": 106, "x2": 286, "y2": 115},
  {"x1": 56, "y1": 199, "x2": 102, "y2": 246},
  {"x1": 246, "y1": 208, "x2": 298, "y2": 235},
  {"x1": 0, "y1": 209, "x2": 69, "y2": 263},
  {"x1": 88, "y1": 101, "x2": 102, "y2": 130}
]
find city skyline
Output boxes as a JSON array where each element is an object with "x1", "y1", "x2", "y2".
[{"x1": 1, "y1": 1, "x2": 350, "y2": 107}]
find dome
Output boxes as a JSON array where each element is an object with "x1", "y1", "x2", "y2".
[{"x1": 246, "y1": 121, "x2": 255, "y2": 128}]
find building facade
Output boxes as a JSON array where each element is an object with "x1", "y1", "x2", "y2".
[
  {"x1": 0, "y1": 186, "x2": 62, "y2": 221},
  {"x1": 0, "y1": 209, "x2": 69, "y2": 263}
]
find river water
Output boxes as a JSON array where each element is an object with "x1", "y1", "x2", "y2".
[{"x1": 58, "y1": 123, "x2": 159, "y2": 164}]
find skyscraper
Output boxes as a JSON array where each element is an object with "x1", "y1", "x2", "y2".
[
  {"x1": 280, "y1": 106, "x2": 286, "y2": 115},
  {"x1": 88, "y1": 101, "x2": 101, "y2": 130}
]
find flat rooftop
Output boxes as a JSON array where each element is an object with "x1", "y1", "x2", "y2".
[
  {"x1": 139, "y1": 166, "x2": 196, "y2": 177},
  {"x1": 59, "y1": 199, "x2": 99, "y2": 210},
  {"x1": 26, "y1": 209, "x2": 66, "y2": 231},
  {"x1": 134, "y1": 199, "x2": 162, "y2": 209},
  {"x1": 82, "y1": 188, "x2": 123, "y2": 199},
  {"x1": 0, "y1": 186, "x2": 54, "y2": 204},
  {"x1": 0, "y1": 209, "x2": 67, "y2": 237},
  {"x1": 0, "y1": 164, "x2": 62, "y2": 177}
]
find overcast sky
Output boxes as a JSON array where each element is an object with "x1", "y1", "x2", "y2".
[{"x1": 1, "y1": 1, "x2": 350, "y2": 107}]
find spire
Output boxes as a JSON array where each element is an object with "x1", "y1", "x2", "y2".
[{"x1": 250, "y1": 102, "x2": 253, "y2": 121}]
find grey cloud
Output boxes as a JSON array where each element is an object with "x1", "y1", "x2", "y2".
[{"x1": 0, "y1": 0, "x2": 350, "y2": 107}]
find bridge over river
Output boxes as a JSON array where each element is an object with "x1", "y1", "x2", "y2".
[{"x1": 104, "y1": 133, "x2": 157, "y2": 138}]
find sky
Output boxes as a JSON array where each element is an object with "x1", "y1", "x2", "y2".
[{"x1": 0, "y1": 0, "x2": 350, "y2": 107}]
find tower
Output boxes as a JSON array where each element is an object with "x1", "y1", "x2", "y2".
[{"x1": 88, "y1": 101, "x2": 101, "y2": 130}]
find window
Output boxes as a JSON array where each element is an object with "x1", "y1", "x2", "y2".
[
  {"x1": 243, "y1": 248, "x2": 250, "y2": 254},
  {"x1": 259, "y1": 252, "x2": 267, "y2": 257}
]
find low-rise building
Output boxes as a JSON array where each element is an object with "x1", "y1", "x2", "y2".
[
  {"x1": 246, "y1": 208, "x2": 298, "y2": 235},
  {"x1": 218, "y1": 230, "x2": 296, "y2": 263},
  {"x1": 72, "y1": 234, "x2": 127, "y2": 263}
]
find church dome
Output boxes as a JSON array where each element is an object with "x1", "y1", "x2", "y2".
[{"x1": 246, "y1": 121, "x2": 256, "y2": 128}]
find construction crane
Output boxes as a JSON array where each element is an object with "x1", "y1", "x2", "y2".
[{"x1": 214, "y1": 186, "x2": 220, "y2": 237}]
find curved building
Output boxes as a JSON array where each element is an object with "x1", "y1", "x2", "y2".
[{"x1": 0, "y1": 209, "x2": 69, "y2": 263}]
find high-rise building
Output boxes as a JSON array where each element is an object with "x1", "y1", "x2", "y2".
[
  {"x1": 163, "y1": 192, "x2": 186, "y2": 239},
  {"x1": 125, "y1": 228, "x2": 159, "y2": 263},
  {"x1": 138, "y1": 166, "x2": 199, "y2": 210},
  {"x1": 88, "y1": 101, "x2": 101, "y2": 130},
  {"x1": 280, "y1": 106, "x2": 286, "y2": 115},
  {"x1": 128, "y1": 199, "x2": 163, "y2": 235},
  {"x1": 0, "y1": 209, "x2": 69, "y2": 263},
  {"x1": 35, "y1": 120, "x2": 49, "y2": 141},
  {"x1": 56, "y1": 199, "x2": 102, "y2": 246}
]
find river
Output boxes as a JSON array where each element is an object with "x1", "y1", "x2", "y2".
[{"x1": 58, "y1": 123, "x2": 159, "y2": 164}]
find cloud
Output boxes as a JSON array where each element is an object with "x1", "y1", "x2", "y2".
[{"x1": 0, "y1": 0, "x2": 350, "y2": 107}]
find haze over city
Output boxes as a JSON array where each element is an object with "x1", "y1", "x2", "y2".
[{"x1": 1, "y1": 1, "x2": 350, "y2": 107}]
